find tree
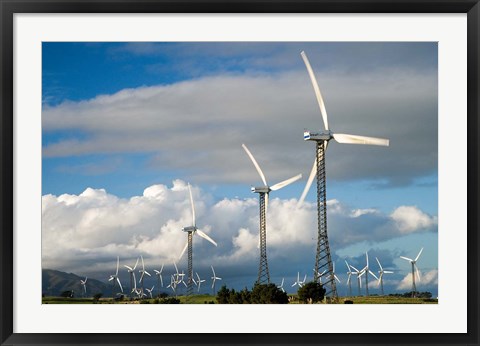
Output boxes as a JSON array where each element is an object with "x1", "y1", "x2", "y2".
[
  {"x1": 250, "y1": 283, "x2": 288, "y2": 304},
  {"x1": 216, "y1": 285, "x2": 231, "y2": 304},
  {"x1": 297, "y1": 282, "x2": 326, "y2": 303}
]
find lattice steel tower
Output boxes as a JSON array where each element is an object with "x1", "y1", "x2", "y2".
[
  {"x1": 255, "y1": 190, "x2": 270, "y2": 284},
  {"x1": 241, "y1": 144, "x2": 302, "y2": 286},
  {"x1": 299, "y1": 50, "x2": 390, "y2": 301},
  {"x1": 180, "y1": 184, "x2": 218, "y2": 298}
]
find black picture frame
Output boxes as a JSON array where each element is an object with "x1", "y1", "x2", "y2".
[{"x1": 1, "y1": 1, "x2": 478, "y2": 345}]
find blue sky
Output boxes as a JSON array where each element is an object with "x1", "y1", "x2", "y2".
[{"x1": 42, "y1": 42, "x2": 438, "y2": 297}]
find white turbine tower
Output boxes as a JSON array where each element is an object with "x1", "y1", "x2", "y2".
[
  {"x1": 242, "y1": 143, "x2": 302, "y2": 285},
  {"x1": 349, "y1": 265, "x2": 362, "y2": 296},
  {"x1": 358, "y1": 252, "x2": 379, "y2": 296},
  {"x1": 153, "y1": 264, "x2": 164, "y2": 296},
  {"x1": 345, "y1": 260, "x2": 355, "y2": 297},
  {"x1": 179, "y1": 184, "x2": 218, "y2": 297},
  {"x1": 400, "y1": 247, "x2": 424, "y2": 297},
  {"x1": 298, "y1": 50, "x2": 389, "y2": 300},
  {"x1": 375, "y1": 257, "x2": 394, "y2": 296},
  {"x1": 124, "y1": 257, "x2": 139, "y2": 298},
  {"x1": 80, "y1": 277, "x2": 87, "y2": 297},
  {"x1": 138, "y1": 255, "x2": 151, "y2": 298},
  {"x1": 108, "y1": 256, "x2": 123, "y2": 298},
  {"x1": 211, "y1": 265, "x2": 222, "y2": 295}
]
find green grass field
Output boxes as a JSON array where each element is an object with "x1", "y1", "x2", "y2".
[{"x1": 42, "y1": 295, "x2": 437, "y2": 304}]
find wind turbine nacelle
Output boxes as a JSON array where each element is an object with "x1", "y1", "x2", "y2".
[
  {"x1": 251, "y1": 186, "x2": 270, "y2": 193},
  {"x1": 304, "y1": 130, "x2": 333, "y2": 141},
  {"x1": 182, "y1": 226, "x2": 196, "y2": 232}
]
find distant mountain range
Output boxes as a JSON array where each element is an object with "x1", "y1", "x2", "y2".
[{"x1": 42, "y1": 269, "x2": 112, "y2": 297}]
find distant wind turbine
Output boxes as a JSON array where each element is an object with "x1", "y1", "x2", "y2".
[
  {"x1": 375, "y1": 257, "x2": 394, "y2": 296},
  {"x1": 108, "y1": 256, "x2": 123, "y2": 298},
  {"x1": 358, "y1": 252, "x2": 378, "y2": 296},
  {"x1": 400, "y1": 247, "x2": 424, "y2": 297}
]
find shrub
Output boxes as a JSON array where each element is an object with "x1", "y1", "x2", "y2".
[
  {"x1": 297, "y1": 282, "x2": 326, "y2": 303},
  {"x1": 250, "y1": 283, "x2": 288, "y2": 304}
]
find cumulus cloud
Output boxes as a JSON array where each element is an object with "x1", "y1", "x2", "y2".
[
  {"x1": 42, "y1": 181, "x2": 437, "y2": 284},
  {"x1": 397, "y1": 269, "x2": 438, "y2": 290}
]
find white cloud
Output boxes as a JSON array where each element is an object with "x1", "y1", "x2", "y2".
[
  {"x1": 391, "y1": 206, "x2": 437, "y2": 233},
  {"x1": 42, "y1": 181, "x2": 437, "y2": 281},
  {"x1": 397, "y1": 269, "x2": 438, "y2": 290}
]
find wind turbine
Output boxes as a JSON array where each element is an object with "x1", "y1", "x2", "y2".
[
  {"x1": 196, "y1": 272, "x2": 205, "y2": 292},
  {"x1": 350, "y1": 265, "x2": 362, "y2": 296},
  {"x1": 211, "y1": 265, "x2": 222, "y2": 295},
  {"x1": 345, "y1": 260, "x2": 355, "y2": 297},
  {"x1": 291, "y1": 272, "x2": 307, "y2": 288},
  {"x1": 145, "y1": 286, "x2": 155, "y2": 299},
  {"x1": 400, "y1": 247, "x2": 424, "y2": 297},
  {"x1": 358, "y1": 252, "x2": 379, "y2": 296},
  {"x1": 298, "y1": 50, "x2": 389, "y2": 300},
  {"x1": 153, "y1": 264, "x2": 164, "y2": 296},
  {"x1": 108, "y1": 256, "x2": 123, "y2": 298},
  {"x1": 124, "y1": 257, "x2": 139, "y2": 298},
  {"x1": 138, "y1": 255, "x2": 151, "y2": 298},
  {"x1": 242, "y1": 143, "x2": 302, "y2": 284},
  {"x1": 277, "y1": 278, "x2": 285, "y2": 293},
  {"x1": 80, "y1": 277, "x2": 87, "y2": 297},
  {"x1": 375, "y1": 257, "x2": 394, "y2": 296},
  {"x1": 179, "y1": 183, "x2": 218, "y2": 297},
  {"x1": 166, "y1": 275, "x2": 177, "y2": 297}
]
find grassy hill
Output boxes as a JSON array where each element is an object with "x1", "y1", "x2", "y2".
[{"x1": 42, "y1": 269, "x2": 110, "y2": 297}]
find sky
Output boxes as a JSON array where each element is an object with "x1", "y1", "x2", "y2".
[{"x1": 42, "y1": 42, "x2": 438, "y2": 297}]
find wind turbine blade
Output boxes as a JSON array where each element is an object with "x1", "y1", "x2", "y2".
[
  {"x1": 369, "y1": 270, "x2": 379, "y2": 280},
  {"x1": 384, "y1": 271, "x2": 394, "y2": 274},
  {"x1": 375, "y1": 257, "x2": 383, "y2": 271},
  {"x1": 241, "y1": 144, "x2": 267, "y2": 186},
  {"x1": 141, "y1": 255, "x2": 145, "y2": 270},
  {"x1": 174, "y1": 262, "x2": 179, "y2": 275},
  {"x1": 116, "y1": 256, "x2": 119, "y2": 276},
  {"x1": 160, "y1": 276, "x2": 163, "y2": 287},
  {"x1": 400, "y1": 256, "x2": 413, "y2": 262},
  {"x1": 196, "y1": 229, "x2": 217, "y2": 247},
  {"x1": 345, "y1": 260, "x2": 350, "y2": 272},
  {"x1": 415, "y1": 247, "x2": 424, "y2": 262},
  {"x1": 145, "y1": 271, "x2": 151, "y2": 277},
  {"x1": 188, "y1": 183, "x2": 196, "y2": 227},
  {"x1": 133, "y1": 257, "x2": 139, "y2": 270},
  {"x1": 346, "y1": 276, "x2": 351, "y2": 285},
  {"x1": 124, "y1": 265, "x2": 133, "y2": 271},
  {"x1": 270, "y1": 174, "x2": 302, "y2": 191},
  {"x1": 154, "y1": 270, "x2": 160, "y2": 274},
  {"x1": 117, "y1": 278, "x2": 123, "y2": 292},
  {"x1": 179, "y1": 241, "x2": 189, "y2": 259},
  {"x1": 211, "y1": 265, "x2": 216, "y2": 277},
  {"x1": 333, "y1": 133, "x2": 389, "y2": 146},
  {"x1": 365, "y1": 252, "x2": 369, "y2": 268},
  {"x1": 298, "y1": 159, "x2": 317, "y2": 206},
  {"x1": 132, "y1": 272, "x2": 136, "y2": 284},
  {"x1": 160, "y1": 263, "x2": 164, "y2": 273},
  {"x1": 350, "y1": 265, "x2": 360, "y2": 273},
  {"x1": 334, "y1": 275, "x2": 341, "y2": 283},
  {"x1": 300, "y1": 51, "x2": 329, "y2": 131}
]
